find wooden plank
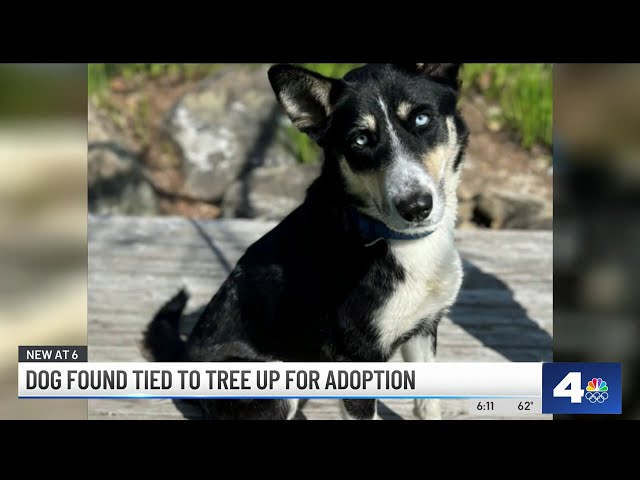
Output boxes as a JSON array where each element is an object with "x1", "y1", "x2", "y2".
[
  {"x1": 88, "y1": 325, "x2": 551, "y2": 351},
  {"x1": 88, "y1": 215, "x2": 553, "y2": 420}
]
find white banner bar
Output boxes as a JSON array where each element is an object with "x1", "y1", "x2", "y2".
[{"x1": 18, "y1": 362, "x2": 542, "y2": 399}]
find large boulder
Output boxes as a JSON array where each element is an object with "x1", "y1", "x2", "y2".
[
  {"x1": 222, "y1": 163, "x2": 321, "y2": 220},
  {"x1": 166, "y1": 65, "x2": 299, "y2": 203},
  {"x1": 88, "y1": 102, "x2": 158, "y2": 215}
]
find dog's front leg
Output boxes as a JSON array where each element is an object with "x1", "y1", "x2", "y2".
[
  {"x1": 401, "y1": 328, "x2": 442, "y2": 420},
  {"x1": 340, "y1": 399, "x2": 380, "y2": 420}
]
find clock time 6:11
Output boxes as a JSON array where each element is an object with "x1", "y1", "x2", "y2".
[{"x1": 476, "y1": 401, "x2": 494, "y2": 411}]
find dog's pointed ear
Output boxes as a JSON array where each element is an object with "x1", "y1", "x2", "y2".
[
  {"x1": 395, "y1": 63, "x2": 462, "y2": 90},
  {"x1": 268, "y1": 64, "x2": 341, "y2": 141}
]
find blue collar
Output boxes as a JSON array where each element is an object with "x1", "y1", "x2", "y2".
[{"x1": 348, "y1": 207, "x2": 432, "y2": 246}]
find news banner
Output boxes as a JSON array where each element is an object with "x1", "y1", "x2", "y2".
[{"x1": 18, "y1": 346, "x2": 622, "y2": 415}]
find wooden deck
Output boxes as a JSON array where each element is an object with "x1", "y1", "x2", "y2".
[{"x1": 88, "y1": 215, "x2": 552, "y2": 420}]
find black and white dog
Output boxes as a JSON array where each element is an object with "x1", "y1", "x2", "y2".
[{"x1": 144, "y1": 63, "x2": 469, "y2": 420}]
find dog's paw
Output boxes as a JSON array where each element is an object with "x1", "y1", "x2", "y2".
[
  {"x1": 414, "y1": 399, "x2": 441, "y2": 420},
  {"x1": 287, "y1": 399, "x2": 299, "y2": 420}
]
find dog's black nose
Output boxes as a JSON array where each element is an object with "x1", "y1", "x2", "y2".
[{"x1": 395, "y1": 193, "x2": 433, "y2": 223}]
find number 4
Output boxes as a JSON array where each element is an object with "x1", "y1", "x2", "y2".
[{"x1": 553, "y1": 372, "x2": 584, "y2": 403}]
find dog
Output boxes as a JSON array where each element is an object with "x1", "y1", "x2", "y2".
[{"x1": 144, "y1": 63, "x2": 469, "y2": 420}]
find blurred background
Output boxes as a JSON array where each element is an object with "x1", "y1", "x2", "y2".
[
  {"x1": 0, "y1": 64, "x2": 87, "y2": 419},
  {"x1": 554, "y1": 64, "x2": 640, "y2": 419},
  {"x1": 87, "y1": 64, "x2": 553, "y2": 230}
]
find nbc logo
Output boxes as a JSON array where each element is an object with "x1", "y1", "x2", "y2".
[
  {"x1": 544, "y1": 364, "x2": 621, "y2": 414},
  {"x1": 585, "y1": 378, "x2": 608, "y2": 403}
]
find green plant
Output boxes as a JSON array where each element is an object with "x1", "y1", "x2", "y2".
[
  {"x1": 87, "y1": 64, "x2": 221, "y2": 97},
  {"x1": 88, "y1": 64, "x2": 108, "y2": 96},
  {"x1": 132, "y1": 97, "x2": 151, "y2": 144},
  {"x1": 460, "y1": 63, "x2": 552, "y2": 149}
]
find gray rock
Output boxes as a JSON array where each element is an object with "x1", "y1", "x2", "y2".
[
  {"x1": 222, "y1": 164, "x2": 321, "y2": 220},
  {"x1": 475, "y1": 190, "x2": 552, "y2": 230},
  {"x1": 166, "y1": 65, "x2": 300, "y2": 203},
  {"x1": 456, "y1": 199, "x2": 476, "y2": 228},
  {"x1": 88, "y1": 102, "x2": 158, "y2": 215}
]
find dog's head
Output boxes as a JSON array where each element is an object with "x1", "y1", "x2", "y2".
[{"x1": 268, "y1": 63, "x2": 468, "y2": 234}]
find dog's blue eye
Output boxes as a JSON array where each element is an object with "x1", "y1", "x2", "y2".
[
  {"x1": 415, "y1": 114, "x2": 430, "y2": 127},
  {"x1": 355, "y1": 134, "x2": 369, "y2": 146}
]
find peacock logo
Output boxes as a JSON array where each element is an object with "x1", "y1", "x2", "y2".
[{"x1": 585, "y1": 378, "x2": 609, "y2": 403}]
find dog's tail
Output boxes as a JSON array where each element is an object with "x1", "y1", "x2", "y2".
[{"x1": 143, "y1": 289, "x2": 189, "y2": 362}]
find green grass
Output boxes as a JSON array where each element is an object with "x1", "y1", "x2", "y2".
[
  {"x1": 460, "y1": 63, "x2": 552, "y2": 149},
  {"x1": 87, "y1": 64, "x2": 109, "y2": 96},
  {"x1": 88, "y1": 64, "x2": 220, "y2": 97}
]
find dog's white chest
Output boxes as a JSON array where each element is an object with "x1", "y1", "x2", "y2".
[{"x1": 373, "y1": 231, "x2": 462, "y2": 354}]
